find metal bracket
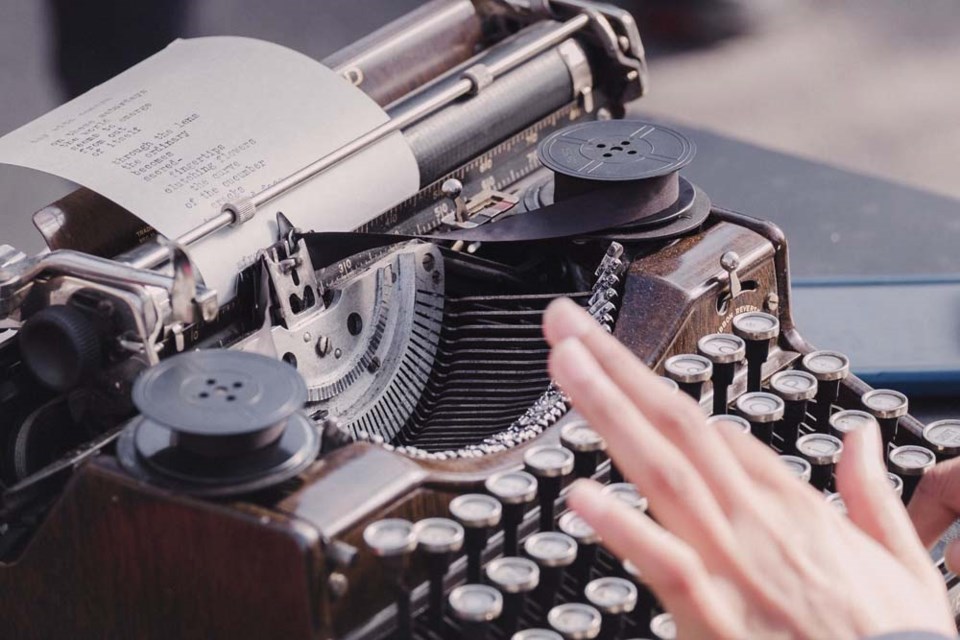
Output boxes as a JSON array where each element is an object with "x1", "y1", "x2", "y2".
[{"x1": 261, "y1": 212, "x2": 324, "y2": 327}]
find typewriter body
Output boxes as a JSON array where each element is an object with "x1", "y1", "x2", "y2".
[{"x1": 0, "y1": 1, "x2": 957, "y2": 639}]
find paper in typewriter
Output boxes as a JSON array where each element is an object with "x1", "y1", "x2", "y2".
[{"x1": 0, "y1": 37, "x2": 419, "y2": 299}]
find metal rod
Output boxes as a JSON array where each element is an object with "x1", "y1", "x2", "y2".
[{"x1": 130, "y1": 14, "x2": 590, "y2": 272}]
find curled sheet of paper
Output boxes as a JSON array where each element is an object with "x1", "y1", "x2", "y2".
[{"x1": 0, "y1": 36, "x2": 419, "y2": 300}]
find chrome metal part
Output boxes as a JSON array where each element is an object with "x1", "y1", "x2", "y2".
[{"x1": 234, "y1": 242, "x2": 444, "y2": 440}]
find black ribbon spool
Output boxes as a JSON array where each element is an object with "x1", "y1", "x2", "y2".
[{"x1": 117, "y1": 350, "x2": 319, "y2": 496}]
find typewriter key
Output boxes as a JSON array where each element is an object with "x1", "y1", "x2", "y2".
[
  {"x1": 923, "y1": 419, "x2": 960, "y2": 460},
  {"x1": 414, "y1": 517, "x2": 465, "y2": 626},
  {"x1": 486, "y1": 470, "x2": 539, "y2": 556},
  {"x1": 796, "y1": 433, "x2": 843, "y2": 492},
  {"x1": 547, "y1": 603, "x2": 602, "y2": 640},
  {"x1": 117, "y1": 350, "x2": 319, "y2": 497},
  {"x1": 697, "y1": 333, "x2": 746, "y2": 415},
  {"x1": 487, "y1": 557, "x2": 540, "y2": 635},
  {"x1": 732, "y1": 311, "x2": 780, "y2": 393},
  {"x1": 825, "y1": 492, "x2": 847, "y2": 515},
  {"x1": 525, "y1": 532, "x2": 578, "y2": 612},
  {"x1": 524, "y1": 445, "x2": 575, "y2": 531},
  {"x1": 559, "y1": 511, "x2": 601, "y2": 588},
  {"x1": 802, "y1": 350, "x2": 850, "y2": 432},
  {"x1": 663, "y1": 354, "x2": 712, "y2": 402},
  {"x1": 770, "y1": 370, "x2": 818, "y2": 451},
  {"x1": 888, "y1": 445, "x2": 936, "y2": 503},
  {"x1": 887, "y1": 471, "x2": 905, "y2": 498},
  {"x1": 512, "y1": 630, "x2": 563, "y2": 640},
  {"x1": 363, "y1": 518, "x2": 418, "y2": 638},
  {"x1": 601, "y1": 482, "x2": 649, "y2": 512},
  {"x1": 450, "y1": 494, "x2": 503, "y2": 583},
  {"x1": 734, "y1": 392, "x2": 784, "y2": 446},
  {"x1": 650, "y1": 612, "x2": 677, "y2": 640},
  {"x1": 706, "y1": 413, "x2": 751, "y2": 433},
  {"x1": 659, "y1": 376, "x2": 680, "y2": 394},
  {"x1": 449, "y1": 584, "x2": 503, "y2": 640},
  {"x1": 828, "y1": 409, "x2": 878, "y2": 441},
  {"x1": 779, "y1": 454, "x2": 812, "y2": 484},
  {"x1": 560, "y1": 420, "x2": 608, "y2": 479},
  {"x1": 584, "y1": 577, "x2": 637, "y2": 639},
  {"x1": 862, "y1": 389, "x2": 909, "y2": 451}
]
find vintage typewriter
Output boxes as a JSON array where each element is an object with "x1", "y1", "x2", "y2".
[{"x1": 0, "y1": 1, "x2": 957, "y2": 638}]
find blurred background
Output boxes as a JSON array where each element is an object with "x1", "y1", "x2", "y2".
[{"x1": 2, "y1": 0, "x2": 959, "y2": 254}]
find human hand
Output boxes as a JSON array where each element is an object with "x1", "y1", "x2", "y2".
[
  {"x1": 543, "y1": 297, "x2": 955, "y2": 639},
  {"x1": 909, "y1": 456, "x2": 960, "y2": 572}
]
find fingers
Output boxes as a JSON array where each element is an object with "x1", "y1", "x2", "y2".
[
  {"x1": 549, "y1": 335, "x2": 737, "y2": 555},
  {"x1": 714, "y1": 414, "x2": 823, "y2": 505},
  {"x1": 835, "y1": 423, "x2": 936, "y2": 582},
  {"x1": 567, "y1": 480, "x2": 734, "y2": 636},
  {"x1": 543, "y1": 298, "x2": 756, "y2": 513},
  {"x1": 908, "y1": 456, "x2": 960, "y2": 547}
]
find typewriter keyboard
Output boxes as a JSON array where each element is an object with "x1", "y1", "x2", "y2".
[{"x1": 360, "y1": 311, "x2": 958, "y2": 640}]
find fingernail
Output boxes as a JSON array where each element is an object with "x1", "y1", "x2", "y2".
[
  {"x1": 545, "y1": 297, "x2": 596, "y2": 340},
  {"x1": 549, "y1": 336, "x2": 591, "y2": 383},
  {"x1": 568, "y1": 479, "x2": 605, "y2": 515},
  {"x1": 858, "y1": 420, "x2": 884, "y2": 466}
]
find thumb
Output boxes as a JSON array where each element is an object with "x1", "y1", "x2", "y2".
[{"x1": 907, "y1": 456, "x2": 960, "y2": 548}]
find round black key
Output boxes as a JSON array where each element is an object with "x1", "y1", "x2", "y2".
[
  {"x1": 486, "y1": 470, "x2": 538, "y2": 556},
  {"x1": 525, "y1": 532, "x2": 578, "y2": 613},
  {"x1": 451, "y1": 494, "x2": 503, "y2": 583},
  {"x1": 663, "y1": 354, "x2": 712, "y2": 402},
  {"x1": 923, "y1": 419, "x2": 960, "y2": 460},
  {"x1": 601, "y1": 483, "x2": 649, "y2": 512},
  {"x1": 779, "y1": 454, "x2": 812, "y2": 483},
  {"x1": 887, "y1": 471, "x2": 904, "y2": 498},
  {"x1": 585, "y1": 577, "x2": 637, "y2": 640},
  {"x1": 734, "y1": 391, "x2": 784, "y2": 446},
  {"x1": 363, "y1": 518, "x2": 418, "y2": 558},
  {"x1": 524, "y1": 445, "x2": 575, "y2": 531},
  {"x1": 732, "y1": 312, "x2": 780, "y2": 392},
  {"x1": 561, "y1": 420, "x2": 608, "y2": 479},
  {"x1": 888, "y1": 445, "x2": 936, "y2": 503},
  {"x1": 862, "y1": 389, "x2": 909, "y2": 450},
  {"x1": 363, "y1": 519, "x2": 417, "y2": 637},
  {"x1": 796, "y1": 433, "x2": 843, "y2": 491},
  {"x1": 559, "y1": 511, "x2": 601, "y2": 588},
  {"x1": 802, "y1": 350, "x2": 850, "y2": 432},
  {"x1": 650, "y1": 612, "x2": 677, "y2": 640},
  {"x1": 487, "y1": 557, "x2": 540, "y2": 636},
  {"x1": 512, "y1": 630, "x2": 563, "y2": 640},
  {"x1": 698, "y1": 333, "x2": 746, "y2": 415},
  {"x1": 547, "y1": 603, "x2": 602, "y2": 640},
  {"x1": 825, "y1": 492, "x2": 847, "y2": 515},
  {"x1": 415, "y1": 517, "x2": 465, "y2": 627},
  {"x1": 770, "y1": 370, "x2": 818, "y2": 451},
  {"x1": 706, "y1": 413, "x2": 751, "y2": 433},
  {"x1": 828, "y1": 409, "x2": 878, "y2": 441},
  {"x1": 449, "y1": 584, "x2": 503, "y2": 640}
]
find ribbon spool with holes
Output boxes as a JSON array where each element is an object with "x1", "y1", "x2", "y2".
[
  {"x1": 117, "y1": 350, "x2": 319, "y2": 496},
  {"x1": 530, "y1": 120, "x2": 710, "y2": 241}
]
